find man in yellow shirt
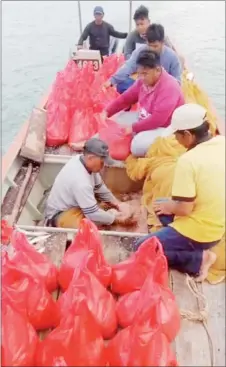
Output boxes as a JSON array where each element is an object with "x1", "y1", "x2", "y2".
[{"x1": 134, "y1": 103, "x2": 225, "y2": 282}]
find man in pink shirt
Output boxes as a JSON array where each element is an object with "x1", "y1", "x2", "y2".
[{"x1": 105, "y1": 49, "x2": 185, "y2": 157}]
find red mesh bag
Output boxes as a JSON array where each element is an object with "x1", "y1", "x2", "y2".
[
  {"x1": 2, "y1": 261, "x2": 60, "y2": 331},
  {"x1": 68, "y1": 108, "x2": 98, "y2": 148},
  {"x1": 2, "y1": 289, "x2": 38, "y2": 367},
  {"x1": 107, "y1": 325, "x2": 178, "y2": 367},
  {"x1": 116, "y1": 290, "x2": 140, "y2": 328},
  {"x1": 111, "y1": 236, "x2": 168, "y2": 295},
  {"x1": 1, "y1": 220, "x2": 13, "y2": 245},
  {"x1": 115, "y1": 255, "x2": 180, "y2": 341},
  {"x1": 99, "y1": 119, "x2": 132, "y2": 161},
  {"x1": 58, "y1": 218, "x2": 111, "y2": 291},
  {"x1": 58, "y1": 256, "x2": 117, "y2": 339},
  {"x1": 35, "y1": 301, "x2": 106, "y2": 366},
  {"x1": 7, "y1": 230, "x2": 58, "y2": 292}
]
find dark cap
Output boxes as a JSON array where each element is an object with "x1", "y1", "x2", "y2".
[
  {"x1": 84, "y1": 138, "x2": 113, "y2": 164},
  {"x1": 94, "y1": 6, "x2": 104, "y2": 15}
]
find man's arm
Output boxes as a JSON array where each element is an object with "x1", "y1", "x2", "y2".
[
  {"x1": 154, "y1": 156, "x2": 195, "y2": 216},
  {"x1": 169, "y1": 53, "x2": 182, "y2": 83},
  {"x1": 108, "y1": 24, "x2": 128, "y2": 39},
  {"x1": 94, "y1": 174, "x2": 117, "y2": 203},
  {"x1": 77, "y1": 24, "x2": 91, "y2": 46},
  {"x1": 75, "y1": 183, "x2": 116, "y2": 225},
  {"x1": 132, "y1": 89, "x2": 184, "y2": 134},
  {"x1": 106, "y1": 80, "x2": 140, "y2": 117},
  {"x1": 110, "y1": 45, "x2": 146, "y2": 86},
  {"x1": 123, "y1": 33, "x2": 136, "y2": 60}
]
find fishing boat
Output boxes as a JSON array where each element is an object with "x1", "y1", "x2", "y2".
[{"x1": 2, "y1": 1, "x2": 225, "y2": 366}]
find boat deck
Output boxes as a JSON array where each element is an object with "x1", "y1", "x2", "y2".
[
  {"x1": 1, "y1": 149, "x2": 225, "y2": 366},
  {"x1": 30, "y1": 229, "x2": 225, "y2": 366}
]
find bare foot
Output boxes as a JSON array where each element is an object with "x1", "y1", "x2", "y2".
[{"x1": 195, "y1": 250, "x2": 217, "y2": 282}]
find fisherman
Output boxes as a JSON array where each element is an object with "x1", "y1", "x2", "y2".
[
  {"x1": 124, "y1": 5, "x2": 173, "y2": 60},
  {"x1": 134, "y1": 103, "x2": 225, "y2": 282},
  {"x1": 77, "y1": 6, "x2": 128, "y2": 58},
  {"x1": 104, "y1": 49, "x2": 184, "y2": 157},
  {"x1": 104, "y1": 23, "x2": 182, "y2": 94},
  {"x1": 45, "y1": 138, "x2": 134, "y2": 228}
]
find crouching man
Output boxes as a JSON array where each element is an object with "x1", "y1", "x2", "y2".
[
  {"x1": 134, "y1": 104, "x2": 225, "y2": 282},
  {"x1": 45, "y1": 138, "x2": 132, "y2": 228}
]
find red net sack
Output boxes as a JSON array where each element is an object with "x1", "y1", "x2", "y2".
[
  {"x1": 35, "y1": 300, "x2": 106, "y2": 367},
  {"x1": 92, "y1": 87, "x2": 119, "y2": 113},
  {"x1": 99, "y1": 119, "x2": 132, "y2": 161},
  {"x1": 1, "y1": 219, "x2": 13, "y2": 245},
  {"x1": 107, "y1": 325, "x2": 178, "y2": 367},
  {"x1": 111, "y1": 236, "x2": 167, "y2": 295},
  {"x1": 9, "y1": 230, "x2": 58, "y2": 292},
  {"x1": 58, "y1": 219, "x2": 111, "y2": 291},
  {"x1": 58, "y1": 257, "x2": 117, "y2": 339},
  {"x1": 2, "y1": 260, "x2": 60, "y2": 331},
  {"x1": 115, "y1": 255, "x2": 180, "y2": 341},
  {"x1": 116, "y1": 290, "x2": 140, "y2": 328},
  {"x1": 46, "y1": 73, "x2": 71, "y2": 147},
  {"x1": 134, "y1": 255, "x2": 180, "y2": 342},
  {"x1": 2, "y1": 289, "x2": 38, "y2": 367},
  {"x1": 101, "y1": 54, "x2": 125, "y2": 80},
  {"x1": 68, "y1": 108, "x2": 98, "y2": 149}
]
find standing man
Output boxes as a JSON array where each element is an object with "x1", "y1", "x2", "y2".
[{"x1": 77, "y1": 6, "x2": 128, "y2": 57}]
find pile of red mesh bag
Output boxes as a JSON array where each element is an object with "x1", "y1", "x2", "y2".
[
  {"x1": 1, "y1": 218, "x2": 180, "y2": 366},
  {"x1": 46, "y1": 54, "x2": 125, "y2": 149}
]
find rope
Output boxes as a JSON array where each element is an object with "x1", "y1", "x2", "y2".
[{"x1": 178, "y1": 274, "x2": 215, "y2": 367}]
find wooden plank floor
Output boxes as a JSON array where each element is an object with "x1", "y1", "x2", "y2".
[
  {"x1": 171, "y1": 271, "x2": 225, "y2": 366},
  {"x1": 202, "y1": 281, "x2": 225, "y2": 366}
]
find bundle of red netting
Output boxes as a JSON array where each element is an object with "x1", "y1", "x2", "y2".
[
  {"x1": 45, "y1": 55, "x2": 135, "y2": 161},
  {"x1": 1, "y1": 218, "x2": 180, "y2": 367}
]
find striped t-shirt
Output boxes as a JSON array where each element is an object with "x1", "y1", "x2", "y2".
[{"x1": 45, "y1": 155, "x2": 116, "y2": 225}]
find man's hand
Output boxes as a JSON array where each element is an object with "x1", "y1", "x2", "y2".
[
  {"x1": 103, "y1": 80, "x2": 112, "y2": 89},
  {"x1": 102, "y1": 201, "x2": 120, "y2": 211},
  {"x1": 122, "y1": 126, "x2": 133, "y2": 135},
  {"x1": 153, "y1": 200, "x2": 175, "y2": 215},
  {"x1": 114, "y1": 211, "x2": 137, "y2": 227}
]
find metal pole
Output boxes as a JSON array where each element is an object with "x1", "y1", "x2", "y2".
[
  {"x1": 129, "y1": 0, "x2": 133, "y2": 32},
  {"x1": 78, "y1": 0, "x2": 83, "y2": 35}
]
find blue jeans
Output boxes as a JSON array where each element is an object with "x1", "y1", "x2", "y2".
[
  {"x1": 134, "y1": 214, "x2": 219, "y2": 275},
  {"x1": 116, "y1": 78, "x2": 135, "y2": 94}
]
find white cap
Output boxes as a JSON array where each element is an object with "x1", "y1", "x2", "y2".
[{"x1": 171, "y1": 103, "x2": 207, "y2": 132}]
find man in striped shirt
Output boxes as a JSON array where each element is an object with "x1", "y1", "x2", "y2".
[{"x1": 45, "y1": 138, "x2": 130, "y2": 228}]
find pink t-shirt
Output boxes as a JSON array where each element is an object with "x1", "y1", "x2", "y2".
[{"x1": 106, "y1": 69, "x2": 185, "y2": 134}]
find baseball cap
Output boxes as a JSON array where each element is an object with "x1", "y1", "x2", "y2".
[
  {"x1": 171, "y1": 103, "x2": 207, "y2": 133},
  {"x1": 94, "y1": 6, "x2": 104, "y2": 15},
  {"x1": 84, "y1": 138, "x2": 113, "y2": 165}
]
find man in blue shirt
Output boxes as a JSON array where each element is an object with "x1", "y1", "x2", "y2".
[{"x1": 104, "y1": 23, "x2": 182, "y2": 94}]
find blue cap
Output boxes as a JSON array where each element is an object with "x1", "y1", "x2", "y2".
[{"x1": 94, "y1": 6, "x2": 104, "y2": 15}]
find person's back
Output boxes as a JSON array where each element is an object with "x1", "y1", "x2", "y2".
[{"x1": 171, "y1": 135, "x2": 225, "y2": 242}]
